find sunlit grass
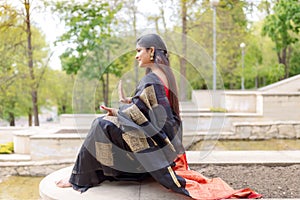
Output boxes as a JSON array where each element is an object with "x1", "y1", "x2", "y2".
[{"x1": 0, "y1": 176, "x2": 44, "y2": 200}]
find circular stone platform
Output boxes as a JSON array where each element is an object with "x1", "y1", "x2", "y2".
[{"x1": 39, "y1": 166, "x2": 190, "y2": 200}]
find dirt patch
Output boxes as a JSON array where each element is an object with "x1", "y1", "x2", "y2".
[
  {"x1": 190, "y1": 164, "x2": 300, "y2": 198},
  {"x1": 188, "y1": 139, "x2": 300, "y2": 151}
]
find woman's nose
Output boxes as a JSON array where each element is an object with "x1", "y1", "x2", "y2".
[{"x1": 135, "y1": 54, "x2": 138, "y2": 60}]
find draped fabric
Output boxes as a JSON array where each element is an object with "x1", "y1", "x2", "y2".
[
  {"x1": 69, "y1": 72, "x2": 262, "y2": 199},
  {"x1": 172, "y1": 155, "x2": 262, "y2": 199}
]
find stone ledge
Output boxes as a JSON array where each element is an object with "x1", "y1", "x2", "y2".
[
  {"x1": 187, "y1": 151, "x2": 300, "y2": 165},
  {"x1": 233, "y1": 121, "x2": 300, "y2": 139},
  {"x1": 0, "y1": 159, "x2": 74, "y2": 167},
  {"x1": 30, "y1": 133, "x2": 87, "y2": 139},
  {"x1": 0, "y1": 159, "x2": 74, "y2": 177},
  {"x1": 233, "y1": 121, "x2": 300, "y2": 126},
  {"x1": 180, "y1": 112, "x2": 262, "y2": 117},
  {"x1": 261, "y1": 92, "x2": 300, "y2": 96},
  {"x1": 39, "y1": 166, "x2": 190, "y2": 200},
  {"x1": 0, "y1": 154, "x2": 31, "y2": 162},
  {"x1": 184, "y1": 131, "x2": 233, "y2": 136},
  {"x1": 2, "y1": 150, "x2": 300, "y2": 178}
]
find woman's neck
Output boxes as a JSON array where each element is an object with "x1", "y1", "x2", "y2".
[{"x1": 149, "y1": 65, "x2": 169, "y2": 88}]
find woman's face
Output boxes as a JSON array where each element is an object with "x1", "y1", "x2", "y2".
[{"x1": 135, "y1": 45, "x2": 153, "y2": 67}]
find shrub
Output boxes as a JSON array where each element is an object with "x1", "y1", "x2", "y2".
[
  {"x1": 210, "y1": 107, "x2": 227, "y2": 112},
  {"x1": 0, "y1": 142, "x2": 14, "y2": 154}
]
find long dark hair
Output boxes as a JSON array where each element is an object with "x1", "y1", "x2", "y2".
[{"x1": 145, "y1": 49, "x2": 180, "y2": 118}]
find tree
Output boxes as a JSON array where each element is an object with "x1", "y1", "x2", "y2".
[
  {"x1": 289, "y1": 42, "x2": 300, "y2": 77},
  {"x1": 262, "y1": 0, "x2": 300, "y2": 79},
  {"x1": 186, "y1": 0, "x2": 249, "y2": 89},
  {"x1": 52, "y1": 0, "x2": 122, "y2": 107},
  {"x1": 214, "y1": 0, "x2": 248, "y2": 89},
  {"x1": 39, "y1": 69, "x2": 74, "y2": 115},
  {"x1": 0, "y1": 3, "x2": 49, "y2": 126},
  {"x1": 243, "y1": 21, "x2": 285, "y2": 88},
  {"x1": 0, "y1": 5, "x2": 20, "y2": 126},
  {"x1": 116, "y1": 0, "x2": 139, "y2": 86},
  {"x1": 23, "y1": 0, "x2": 47, "y2": 126},
  {"x1": 180, "y1": 0, "x2": 188, "y2": 100}
]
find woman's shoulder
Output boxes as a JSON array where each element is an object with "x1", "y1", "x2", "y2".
[{"x1": 140, "y1": 72, "x2": 161, "y2": 85}]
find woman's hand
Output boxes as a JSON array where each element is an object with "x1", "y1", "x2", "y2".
[
  {"x1": 118, "y1": 80, "x2": 132, "y2": 104},
  {"x1": 100, "y1": 105, "x2": 117, "y2": 116}
]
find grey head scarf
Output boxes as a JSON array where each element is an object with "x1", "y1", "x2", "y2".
[{"x1": 136, "y1": 34, "x2": 167, "y2": 52}]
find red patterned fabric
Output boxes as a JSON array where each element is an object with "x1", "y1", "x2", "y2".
[
  {"x1": 162, "y1": 79, "x2": 262, "y2": 199},
  {"x1": 173, "y1": 154, "x2": 262, "y2": 199}
]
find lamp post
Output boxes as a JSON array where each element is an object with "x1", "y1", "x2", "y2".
[
  {"x1": 211, "y1": 0, "x2": 219, "y2": 91},
  {"x1": 240, "y1": 42, "x2": 246, "y2": 90}
]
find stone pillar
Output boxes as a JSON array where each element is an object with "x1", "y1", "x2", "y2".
[{"x1": 13, "y1": 131, "x2": 34, "y2": 154}]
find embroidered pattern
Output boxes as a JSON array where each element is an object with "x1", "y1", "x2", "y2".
[
  {"x1": 122, "y1": 129, "x2": 149, "y2": 152},
  {"x1": 123, "y1": 104, "x2": 148, "y2": 125},
  {"x1": 95, "y1": 142, "x2": 113, "y2": 166},
  {"x1": 139, "y1": 89, "x2": 151, "y2": 109},
  {"x1": 144, "y1": 85, "x2": 158, "y2": 107},
  {"x1": 103, "y1": 115, "x2": 120, "y2": 128}
]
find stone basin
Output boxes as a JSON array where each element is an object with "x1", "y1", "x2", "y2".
[{"x1": 39, "y1": 166, "x2": 190, "y2": 200}]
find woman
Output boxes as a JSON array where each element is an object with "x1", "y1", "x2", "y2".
[{"x1": 56, "y1": 33, "x2": 262, "y2": 199}]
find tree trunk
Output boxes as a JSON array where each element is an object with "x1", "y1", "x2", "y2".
[
  {"x1": 285, "y1": 46, "x2": 292, "y2": 78},
  {"x1": 28, "y1": 109, "x2": 32, "y2": 126},
  {"x1": 24, "y1": 0, "x2": 39, "y2": 126},
  {"x1": 130, "y1": 1, "x2": 139, "y2": 88},
  {"x1": 32, "y1": 90, "x2": 39, "y2": 125},
  {"x1": 101, "y1": 77, "x2": 106, "y2": 106},
  {"x1": 104, "y1": 50, "x2": 110, "y2": 106},
  {"x1": 255, "y1": 76, "x2": 258, "y2": 88},
  {"x1": 281, "y1": 47, "x2": 288, "y2": 78},
  {"x1": 104, "y1": 72, "x2": 109, "y2": 106},
  {"x1": 62, "y1": 105, "x2": 66, "y2": 113},
  {"x1": 180, "y1": 0, "x2": 187, "y2": 101},
  {"x1": 9, "y1": 112, "x2": 15, "y2": 126}
]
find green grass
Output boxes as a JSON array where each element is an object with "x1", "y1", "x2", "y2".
[
  {"x1": 0, "y1": 176, "x2": 44, "y2": 200},
  {"x1": 209, "y1": 107, "x2": 227, "y2": 112}
]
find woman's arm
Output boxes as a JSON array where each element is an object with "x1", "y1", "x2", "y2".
[
  {"x1": 100, "y1": 105, "x2": 117, "y2": 116},
  {"x1": 118, "y1": 80, "x2": 132, "y2": 104}
]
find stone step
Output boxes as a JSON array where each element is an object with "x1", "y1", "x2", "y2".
[
  {"x1": 3, "y1": 131, "x2": 245, "y2": 162},
  {"x1": 0, "y1": 154, "x2": 31, "y2": 162}
]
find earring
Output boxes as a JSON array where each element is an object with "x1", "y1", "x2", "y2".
[{"x1": 150, "y1": 52, "x2": 154, "y2": 61}]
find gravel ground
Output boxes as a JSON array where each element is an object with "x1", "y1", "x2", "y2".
[{"x1": 190, "y1": 164, "x2": 300, "y2": 199}]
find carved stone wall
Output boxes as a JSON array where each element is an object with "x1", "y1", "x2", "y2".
[{"x1": 233, "y1": 121, "x2": 300, "y2": 139}]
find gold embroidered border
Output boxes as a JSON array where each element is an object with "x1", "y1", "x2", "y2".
[
  {"x1": 139, "y1": 89, "x2": 151, "y2": 109},
  {"x1": 123, "y1": 104, "x2": 148, "y2": 125},
  {"x1": 167, "y1": 166, "x2": 181, "y2": 188},
  {"x1": 95, "y1": 142, "x2": 113, "y2": 166},
  {"x1": 164, "y1": 138, "x2": 176, "y2": 152},
  {"x1": 144, "y1": 85, "x2": 158, "y2": 107},
  {"x1": 103, "y1": 115, "x2": 120, "y2": 128},
  {"x1": 122, "y1": 129, "x2": 149, "y2": 152}
]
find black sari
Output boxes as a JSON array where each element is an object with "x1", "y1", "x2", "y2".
[
  {"x1": 69, "y1": 72, "x2": 262, "y2": 199},
  {"x1": 69, "y1": 72, "x2": 188, "y2": 195}
]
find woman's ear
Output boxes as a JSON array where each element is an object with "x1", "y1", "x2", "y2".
[
  {"x1": 149, "y1": 47, "x2": 155, "y2": 61},
  {"x1": 150, "y1": 46, "x2": 155, "y2": 54}
]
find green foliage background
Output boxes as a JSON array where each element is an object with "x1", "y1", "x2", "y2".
[{"x1": 0, "y1": 0, "x2": 300, "y2": 125}]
